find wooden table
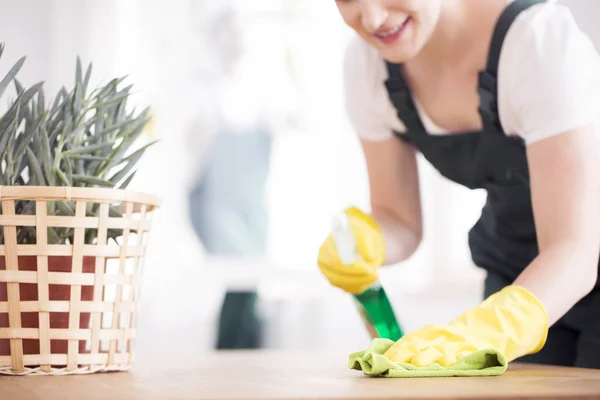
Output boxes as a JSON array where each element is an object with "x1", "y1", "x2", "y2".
[{"x1": 1, "y1": 350, "x2": 600, "y2": 400}]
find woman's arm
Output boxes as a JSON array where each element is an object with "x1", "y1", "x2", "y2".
[
  {"x1": 360, "y1": 137, "x2": 423, "y2": 265},
  {"x1": 514, "y1": 123, "x2": 600, "y2": 325},
  {"x1": 381, "y1": 124, "x2": 599, "y2": 366}
]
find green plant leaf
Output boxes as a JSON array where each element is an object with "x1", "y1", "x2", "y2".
[
  {"x1": 37, "y1": 89, "x2": 45, "y2": 117},
  {"x1": 47, "y1": 227, "x2": 62, "y2": 245},
  {"x1": 63, "y1": 92, "x2": 72, "y2": 128},
  {"x1": 17, "y1": 226, "x2": 36, "y2": 244},
  {"x1": 49, "y1": 120, "x2": 64, "y2": 146},
  {"x1": 73, "y1": 81, "x2": 83, "y2": 119},
  {"x1": 26, "y1": 146, "x2": 46, "y2": 185},
  {"x1": 75, "y1": 117, "x2": 96, "y2": 145},
  {"x1": 72, "y1": 175, "x2": 114, "y2": 187},
  {"x1": 96, "y1": 112, "x2": 150, "y2": 176},
  {"x1": 15, "y1": 110, "x2": 46, "y2": 160},
  {"x1": 94, "y1": 106, "x2": 105, "y2": 136},
  {"x1": 30, "y1": 128, "x2": 41, "y2": 159},
  {"x1": 109, "y1": 151, "x2": 142, "y2": 184},
  {"x1": 93, "y1": 116, "x2": 137, "y2": 138},
  {"x1": 57, "y1": 201, "x2": 74, "y2": 216},
  {"x1": 0, "y1": 56, "x2": 25, "y2": 99},
  {"x1": 63, "y1": 142, "x2": 115, "y2": 156},
  {"x1": 55, "y1": 166, "x2": 71, "y2": 186},
  {"x1": 15, "y1": 151, "x2": 29, "y2": 185},
  {"x1": 48, "y1": 92, "x2": 67, "y2": 134},
  {"x1": 0, "y1": 101, "x2": 20, "y2": 164},
  {"x1": 15, "y1": 81, "x2": 43, "y2": 109},
  {"x1": 64, "y1": 156, "x2": 73, "y2": 185},
  {"x1": 109, "y1": 205, "x2": 123, "y2": 218},
  {"x1": 83, "y1": 62, "x2": 92, "y2": 95},
  {"x1": 50, "y1": 89, "x2": 64, "y2": 113},
  {"x1": 13, "y1": 78, "x2": 24, "y2": 95},
  {"x1": 94, "y1": 76, "x2": 127, "y2": 100},
  {"x1": 66, "y1": 154, "x2": 111, "y2": 162},
  {"x1": 0, "y1": 104, "x2": 19, "y2": 162},
  {"x1": 76, "y1": 56, "x2": 82, "y2": 88},
  {"x1": 109, "y1": 139, "x2": 157, "y2": 184},
  {"x1": 118, "y1": 170, "x2": 136, "y2": 189},
  {"x1": 86, "y1": 145, "x2": 114, "y2": 176},
  {"x1": 87, "y1": 92, "x2": 131, "y2": 111},
  {"x1": 0, "y1": 81, "x2": 43, "y2": 134},
  {"x1": 40, "y1": 126, "x2": 56, "y2": 186}
]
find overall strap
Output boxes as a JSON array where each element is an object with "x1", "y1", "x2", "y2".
[
  {"x1": 384, "y1": 62, "x2": 427, "y2": 135},
  {"x1": 478, "y1": 0, "x2": 546, "y2": 134}
]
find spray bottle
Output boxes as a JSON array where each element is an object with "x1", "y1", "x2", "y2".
[{"x1": 331, "y1": 213, "x2": 404, "y2": 341}]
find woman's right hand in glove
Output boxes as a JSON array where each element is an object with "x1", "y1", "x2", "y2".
[{"x1": 317, "y1": 207, "x2": 386, "y2": 294}]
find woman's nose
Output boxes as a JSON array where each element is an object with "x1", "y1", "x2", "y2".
[{"x1": 360, "y1": 1, "x2": 389, "y2": 32}]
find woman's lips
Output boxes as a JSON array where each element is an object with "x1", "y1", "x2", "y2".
[{"x1": 372, "y1": 17, "x2": 411, "y2": 44}]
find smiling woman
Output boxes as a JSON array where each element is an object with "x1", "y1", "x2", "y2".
[
  {"x1": 334, "y1": 0, "x2": 443, "y2": 63},
  {"x1": 369, "y1": 18, "x2": 411, "y2": 44},
  {"x1": 318, "y1": 0, "x2": 600, "y2": 369}
]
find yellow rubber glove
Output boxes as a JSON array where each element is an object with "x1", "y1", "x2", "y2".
[
  {"x1": 383, "y1": 285, "x2": 548, "y2": 367},
  {"x1": 317, "y1": 207, "x2": 386, "y2": 294}
]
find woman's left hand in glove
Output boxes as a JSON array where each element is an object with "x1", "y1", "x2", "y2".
[{"x1": 383, "y1": 285, "x2": 549, "y2": 367}]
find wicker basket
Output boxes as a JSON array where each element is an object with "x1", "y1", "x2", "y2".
[{"x1": 0, "y1": 186, "x2": 160, "y2": 375}]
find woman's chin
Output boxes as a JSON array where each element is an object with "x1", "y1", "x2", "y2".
[
  {"x1": 378, "y1": 45, "x2": 420, "y2": 64},
  {"x1": 360, "y1": 34, "x2": 420, "y2": 64}
]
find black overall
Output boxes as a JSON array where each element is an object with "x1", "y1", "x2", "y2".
[{"x1": 384, "y1": 0, "x2": 600, "y2": 368}]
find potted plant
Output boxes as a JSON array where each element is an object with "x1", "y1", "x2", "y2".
[{"x1": 0, "y1": 43, "x2": 160, "y2": 375}]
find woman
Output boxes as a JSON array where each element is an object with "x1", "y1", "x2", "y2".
[{"x1": 318, "y1": 0, "x2": 600, "y2": 368}]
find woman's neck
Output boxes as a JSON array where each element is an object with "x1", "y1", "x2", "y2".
[{"x1": 410, "y1": 0, "x2": 507, "y2": 74}]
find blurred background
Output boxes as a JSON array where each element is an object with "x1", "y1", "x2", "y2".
[{"x1": 0, "y1": 0, "x2": 597, "y2": 363}]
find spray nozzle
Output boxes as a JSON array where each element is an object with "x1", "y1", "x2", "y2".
[{"x1": 331, "y1": 213, "x2": 358, "y2": 265}]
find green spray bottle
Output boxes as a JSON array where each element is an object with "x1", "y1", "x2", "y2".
[{"x1": 331, "y1": 214, "x2": 404, "y2": 341}]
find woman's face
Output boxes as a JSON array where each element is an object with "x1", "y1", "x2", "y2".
[{"x1": 335, "y1": 0, "x2": 443, "y2": 63}]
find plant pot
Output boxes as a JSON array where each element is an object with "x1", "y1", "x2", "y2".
[
  {"x1": 0, "y1": 186, "x2": 159, "y2": 375},
  {"x1": 0, "y1": 255, "x2": 96, "y2": 357}
]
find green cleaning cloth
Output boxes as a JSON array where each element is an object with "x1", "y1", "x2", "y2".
[{"x1": 348, "y1": 338, "x2": 507, "y2": 378}]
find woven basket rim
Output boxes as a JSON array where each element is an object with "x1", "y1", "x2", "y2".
[{"x1": 0, "y1": 185, "x2": 161, "y2": 209}]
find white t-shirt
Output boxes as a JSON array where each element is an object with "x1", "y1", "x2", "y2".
[{"x1": 343, "y1": 0, "x2": 600, "y2": 144}]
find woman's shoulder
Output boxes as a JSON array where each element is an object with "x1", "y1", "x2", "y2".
[
  {"x1": 342, "y1": 37, "x2": 406, "y2": 140},
  {"x1": 343, "y1": 36, "x2": 388, "y2": 93},
  {"x1": 502, "y1": 0, "x2": 596, "y2": 58},
  {"x1": 514, "y1": 0, "x2": 571, "y2": 20},
  {"x1": 498, "y1": 0, "x2": 600, "y2": 143}
]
